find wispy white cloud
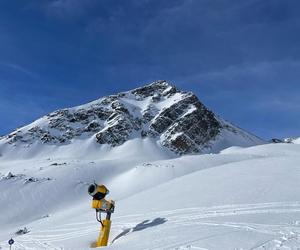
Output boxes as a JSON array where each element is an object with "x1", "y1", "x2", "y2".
[
  {"x1": 39, "y1": 0, "x2": 98, "y2": 20},
  {"x1": 180, "y1": 59, "x2": 300, "y2": 87},
  {"x1": 0, "y1": 62, "x2": 39, "y2": 79}
]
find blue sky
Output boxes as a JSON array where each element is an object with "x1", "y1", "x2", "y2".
[{"x1": 0, "y1": 0, "x2": 299, "y2": 139}]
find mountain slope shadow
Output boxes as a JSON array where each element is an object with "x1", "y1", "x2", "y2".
[{"x1": 112, "y1": 217, "x2": 167, "y2": 243}]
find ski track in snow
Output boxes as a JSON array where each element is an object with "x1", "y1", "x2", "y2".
[{"x1": 3, "y1": 201, "x2": 300, "y2": 250}]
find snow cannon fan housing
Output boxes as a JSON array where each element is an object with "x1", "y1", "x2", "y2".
[
  {"x1": 88, "y1": 183, "x2": 109, "y2": 200},
  {"x1": 88, "y1": 183, "x2": 114, "y2": 213}
]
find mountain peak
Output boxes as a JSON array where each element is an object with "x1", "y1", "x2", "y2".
[
  {"x1": 131, "y1": 80, "x2": 176, "y2": 98},
  {"x1": 0, "y1": 81, "x2": 263, "y2": 155}
]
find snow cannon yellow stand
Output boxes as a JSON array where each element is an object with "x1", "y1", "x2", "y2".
[{"x1": 88, "y1": 183, "x2": 115, "y2": 248}]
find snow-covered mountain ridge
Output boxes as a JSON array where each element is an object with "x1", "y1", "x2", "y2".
[{"x1": 0, "y1": 81, "x2": 263, "y2": 155}]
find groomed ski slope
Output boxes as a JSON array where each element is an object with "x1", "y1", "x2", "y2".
[{"x1": 1, "y1": 141, "x2": 300, "y2": 249}]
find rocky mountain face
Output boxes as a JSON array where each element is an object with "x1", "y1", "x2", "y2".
[{"x1": 1, "y1": 81, "x2": 261, "y2": 154}]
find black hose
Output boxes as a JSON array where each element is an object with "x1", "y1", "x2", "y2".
[{"x1": 96, "y1": 211, "x2": 104, "y2": 227}]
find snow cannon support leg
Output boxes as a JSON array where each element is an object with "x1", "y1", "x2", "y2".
[{"x1": 97, "y1": 214, "x2": 112, "y2": 247}]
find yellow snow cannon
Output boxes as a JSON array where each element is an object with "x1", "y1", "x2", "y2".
[{"x1": 88, "y1": 183, "x2": 115, "y2": 247}]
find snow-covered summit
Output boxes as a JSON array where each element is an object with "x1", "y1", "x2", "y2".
[{"x1": 0, "y1": 80, "x2": 263, "y2": 155}]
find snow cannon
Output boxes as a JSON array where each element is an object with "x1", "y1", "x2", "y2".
[{"x1": 88, "y1": 183, "x2": 115, "y2": 247}]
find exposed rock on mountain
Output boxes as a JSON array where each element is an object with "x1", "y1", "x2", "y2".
[{"x1": 0, "y1": 81, "x2": 263, "y2": 154}]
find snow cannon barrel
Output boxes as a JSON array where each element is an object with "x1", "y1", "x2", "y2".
[{"x1": 88, "y1": 183, "x2": 109, "y2": 200}]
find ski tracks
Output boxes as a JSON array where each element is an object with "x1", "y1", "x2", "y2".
[{"x1": 2, "y1": 201, "x2": 300, "y2": 249}]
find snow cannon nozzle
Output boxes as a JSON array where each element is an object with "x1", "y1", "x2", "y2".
[{"x1": 88, "y1": 183, "x2": 109, "y2": 200}]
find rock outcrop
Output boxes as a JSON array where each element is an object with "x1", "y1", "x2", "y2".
[{"x1": 1, "y1": 80, "x2": 261, "y2": 154}]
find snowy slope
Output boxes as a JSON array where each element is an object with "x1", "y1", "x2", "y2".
[
  {"x1": 1, "y1": 142, "x2": 300, "y2": 249},
  {"x1": 292, "y1": 137, "x2": 300, "y2": 144}
]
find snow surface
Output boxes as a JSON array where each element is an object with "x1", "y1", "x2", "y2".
[
  {"x1": 293, "y1": 137, "x2": 300, "y2": 144},
  {"x1": 1, "y1": 138, "x2": 300, "y2": 250}
]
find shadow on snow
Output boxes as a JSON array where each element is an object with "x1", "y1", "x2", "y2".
[{"x1": 112, "y1": 217, "x2": 167, "y2": 244}]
